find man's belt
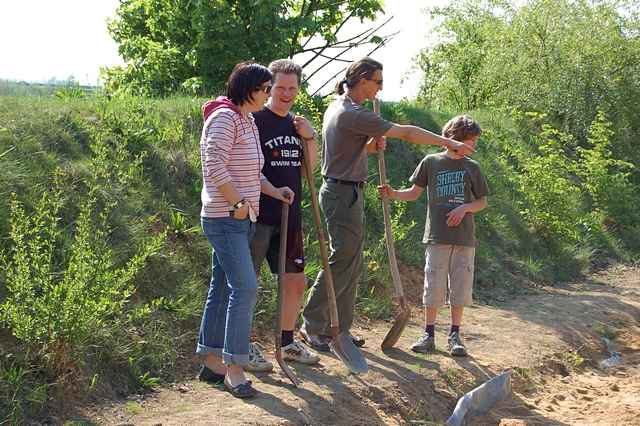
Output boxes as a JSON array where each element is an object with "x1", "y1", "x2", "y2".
[{"x1": 323, "y1": 176, "x2": 365, "y2": 188}]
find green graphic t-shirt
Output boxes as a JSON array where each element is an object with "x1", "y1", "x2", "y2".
[{"x1": 410, "y1": 152, "x2": 489, "y2": 247}]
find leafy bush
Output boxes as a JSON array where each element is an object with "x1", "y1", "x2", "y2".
[
  {"x1": 510, "y1": 120, "x2": 584, "y2": 243},
  {"x1": 576, "y1": 111, "x2": 640, "y2": 242},
  {"x1": 417, "y1": 0, "x2": 640, "y2": 162}
]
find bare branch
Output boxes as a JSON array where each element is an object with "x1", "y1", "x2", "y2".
[
  {"x1": 310, "y1": 35, "x2": 394, "y2": 97},
  {"x1": 307, "y1": 52, "x2": 354, "y2": 63},
  {"x1": 300, "y1": 0, "x2": 354, "y2": 51},
  {"x1": 298, "y1": 26, "x2": 375, "y2": 55},
  {"x1": 303, "y1": 30, "x2": 397, "y2": 83},
  {"x1": 297, "y1": 15, "x2": 392, "y2": 56},
  {"x1": 300, "y1": 8, "x2": 358, "y2": 68},
  {"x1": 304, "y1": 43, "x2": 361, "y2": 82},
  {"x1": 301, "y1": 15, "x2": 393, "y2": 76}
]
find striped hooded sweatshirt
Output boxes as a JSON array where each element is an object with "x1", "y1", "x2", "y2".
[{"x1": 200, "y1": 96, "x2": 265, "y2": 218}]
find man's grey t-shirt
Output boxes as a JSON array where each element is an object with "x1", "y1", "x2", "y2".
[
  {"x1": 410, "y1": 152, "x2": 489, "y2": 247},
  {"x1": 321, "y1": 95, "x2": 392, "y2": 182}
]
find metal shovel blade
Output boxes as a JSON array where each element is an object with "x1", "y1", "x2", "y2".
[
  {"x1": 381, "y1": 300, "x2": 411, "y2": 350},
  {"x1": 275, "y1": 348, "x2": 300, "y2": 387},
  {"x1": 329, "y1": 332, "x2": 368, "y2": 374}
]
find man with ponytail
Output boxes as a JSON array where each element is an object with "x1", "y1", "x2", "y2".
[{"x1": 300, "y1": 57, "x2": 474, "y2": 351}]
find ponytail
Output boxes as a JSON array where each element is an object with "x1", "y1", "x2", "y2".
[
  {"x1": 335, "y1": 57, "x2": 383, "y2": 96},
  {"x1": 335, "y1": 78, "x2": 348, "y2": 95}
]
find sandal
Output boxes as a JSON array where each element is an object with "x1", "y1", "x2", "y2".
[
  {"x1": 197, "y1": 365, "x2": 225, "y2": 383},
  {"x1": 198, "y1": 366, "x2": 253, "y2": 386},
  {"x1": 224, "y1": 379, "x2": 257, "y2": 399}
]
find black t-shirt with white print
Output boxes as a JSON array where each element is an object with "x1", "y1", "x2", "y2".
[{"x1": 253, "y1": 107, "x2": 304, "y2": 229}]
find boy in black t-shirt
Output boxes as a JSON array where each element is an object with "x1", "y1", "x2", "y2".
[
  {"x1": 245, "y1": 59, "x2": 321, "y2": 372},
  {"x1": 378, "y1": 115, "x2": 489, "y2": 357}
]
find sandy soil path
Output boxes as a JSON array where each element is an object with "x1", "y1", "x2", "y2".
[{"x1": 83, "y1": 265, "x2": 640, "y2": 426}]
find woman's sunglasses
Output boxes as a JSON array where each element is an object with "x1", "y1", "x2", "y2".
[{"x1": 257, "y1": 84, "x2": 272, "y2": 94}]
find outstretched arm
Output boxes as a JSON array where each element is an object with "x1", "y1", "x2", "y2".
[
  {"x1": 378, "y1": 183, "x2": 424, "y2": 202},
  {"x1": 385, "y1": 124, "x2": 474, "y2": 157}
]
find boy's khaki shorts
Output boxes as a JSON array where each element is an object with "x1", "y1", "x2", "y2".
[{"x1": 423, "y1": 244, "x2": 475, "y2": 308}]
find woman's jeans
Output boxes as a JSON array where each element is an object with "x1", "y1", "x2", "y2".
[{"x1": 197, "y1": 216, "x2": 257, "y2": 365}]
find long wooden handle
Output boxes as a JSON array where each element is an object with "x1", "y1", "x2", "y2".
[
  {"x1": 300, "y1": 139, "x2": 340, "y2": 335},
  {"x1": 373, "y1": 98, "x2": 405, "y2": 302},
  {"x1": 276, "y1": 202, "x2": 289, "y2": 341},
  {"x1": 278, "y1": 202, "x2": 289, "y2": 307}
]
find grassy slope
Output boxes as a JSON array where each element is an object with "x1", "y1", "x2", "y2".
[{"x1": 0, "y1": 94, "x2": 636, "y2": 421}]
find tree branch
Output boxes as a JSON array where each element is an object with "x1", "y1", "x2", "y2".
[
  {"x1": 300, "y1": 8, "x2": 358, "y2": 68},
  {"x1": 289, "y1": 0, "x2": 313, "y2": 58},
  {"x1": 297, "y1": 15, "x2": 392, "y2": 56},
  {"x1": 310, "y1": 34, "x2": 394, "y2": 97},
  {"x1": 308, "y1": 52, "x2": 354, "y2": 63},
  {"x1": 303, "y1": 30, "x2": 397, "y2": 83},
  {"x1": 301, "y1": 15, "x2": 393, "y2": 75}
]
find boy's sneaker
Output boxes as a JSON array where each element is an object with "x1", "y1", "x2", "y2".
[
  {"x1": 282, "y1": 340, "x2": 320, "y2": 364},
  {"x1": 245, "y1": 342, "x2": 273, "y2": 372},
  {"x1": 410, "y1": 333, "x2": 436, "y2": 353},
  {"x1": 447, "y1": 332, "x2": 467, "y2": 357}
]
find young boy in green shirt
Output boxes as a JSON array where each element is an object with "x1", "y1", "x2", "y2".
[{"x1": 378, "y1": 115, "x2": 489, "y2": 356}]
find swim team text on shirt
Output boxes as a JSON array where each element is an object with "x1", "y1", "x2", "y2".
[{"x1": 253, "y1": 107, "x2": 304, "y2": 229}]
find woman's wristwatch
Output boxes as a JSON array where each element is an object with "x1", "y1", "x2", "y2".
[{"x1": 232, "y1": 198, "x2": 246, "y2": 210}]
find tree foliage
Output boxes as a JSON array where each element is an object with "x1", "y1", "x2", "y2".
[
  {"x1": 417, "y1": 0, "x2": 640, "y2": 149},
  {"x1": 104, "y1": 0, "x2": 384, "y2": 96}
]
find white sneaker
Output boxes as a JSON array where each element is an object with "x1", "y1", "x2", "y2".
[
  {"x1": 282, "y1": 340, "x2": 320, "y2": 365},
  {"x1": 245, "y1": 342, "x2": 273, "y2": 372}
]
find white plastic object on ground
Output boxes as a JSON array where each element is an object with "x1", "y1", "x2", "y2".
[
  {"x1": 599, "y1": 337, "x2": 622, "y2": 369},
  {"x1": 446, "y1": 370, "x2": 512, "y2": 426}
]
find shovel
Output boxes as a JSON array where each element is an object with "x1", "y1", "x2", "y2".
[
  {"x1": 299, "y1": 135, "x2": 368, "y2": 374},
  {"x1": 373, "y1": 98, "x2": 411, "y2": 350},
  {"x1": 275, "y1": 201, "x2": 300, "y2": 387}
]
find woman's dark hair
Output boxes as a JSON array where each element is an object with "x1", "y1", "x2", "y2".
[
  {"x1": 226, "y1": 62, "x2": 272, "y2": 106},
  {"x1": 442, "y1": 115, "x2": 482, "y2": 142},
  {"x1": 335, "y1": 57, "x2": 383, "y2": 95}
]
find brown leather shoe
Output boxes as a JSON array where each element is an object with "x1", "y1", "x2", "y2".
[
  {"x1": 349, "y1": 333, "x2": 365, "y2": 347},
  {"x1": 299, "y1": 328, "x2": 330, "y2": 352}
]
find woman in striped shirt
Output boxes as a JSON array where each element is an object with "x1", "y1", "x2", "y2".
[{"x1": 197, "y1": 62, "x2": 293, "y2": 399}]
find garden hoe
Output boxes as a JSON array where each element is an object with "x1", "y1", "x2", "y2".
[
  {"x1": 275, "y1": 201, "x2": 300, "y2": 387},
  {"x1": 373, "y1": 98, "x2": 411, "y2": 350},
  {"x1": 300, "y1": 135, "x2": 368, "y2": 374}
]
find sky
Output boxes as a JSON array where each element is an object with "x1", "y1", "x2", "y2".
[{"x1": 0, "y1": 0, "x2": 448, "y2": 100}]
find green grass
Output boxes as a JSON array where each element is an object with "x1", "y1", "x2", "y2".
[
  {"x1": 593, "y1": 320, "x2": 625, "y2": 340},
  {"x1": 0, "y1": 93, "x2": 638, "y2": 422}
]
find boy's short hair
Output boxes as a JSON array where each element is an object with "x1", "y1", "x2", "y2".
[
  {"x1": 442, "y1": 115, "x2": 482, "y2": 142},
  {"x1": 268, "y1": 59, "x2": 302, "y2": 85},
  {"x1": 226, "y1": 61, "x2": 272, "y2": 106}
]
